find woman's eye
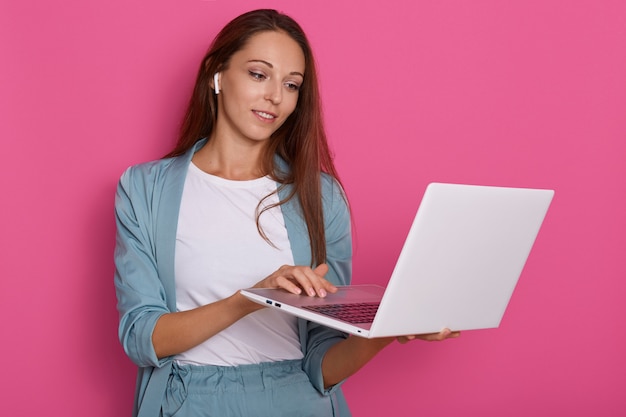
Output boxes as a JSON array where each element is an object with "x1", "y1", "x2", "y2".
[
  {"x1": 285, "y1": 82, "x2": 300, "y2": 91},
  {"x1": 249, "y1": 71, "x2": 266, "y2": 80}
]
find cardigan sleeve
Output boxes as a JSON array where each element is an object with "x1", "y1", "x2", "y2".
[
  {"x1": 114, "y1": 166, "x2": 172, "y2": 368},
  {"x1": 300, "y1": 175, "x2": 353, "y2": 394}
]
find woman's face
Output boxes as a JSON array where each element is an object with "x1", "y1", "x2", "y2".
[{"x1": 215, "y1": 30, "x2": 305, "y2": 145}]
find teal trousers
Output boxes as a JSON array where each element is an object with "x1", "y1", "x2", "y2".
[{"x1": 162, "y1": 360, "x2": 339, "y2": 416}]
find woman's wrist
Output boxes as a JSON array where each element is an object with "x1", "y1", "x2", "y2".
[{"x1": 231, "y1": 290, "x2": 265, "y2": 315}]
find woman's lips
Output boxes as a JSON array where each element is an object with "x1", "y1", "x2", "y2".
[{"x1": 253, "y1": 110, "x2": 277, "y2": 122}]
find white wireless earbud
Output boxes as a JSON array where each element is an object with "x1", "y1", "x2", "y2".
[{"x1": 213, "y1": 73, "x2": 220, "y2": 94}]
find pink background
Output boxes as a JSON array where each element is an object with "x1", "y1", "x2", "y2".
[{"x1": 2, "y1": 0, "x2": 625, "y2": 415}]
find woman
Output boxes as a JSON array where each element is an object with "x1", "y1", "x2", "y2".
[{"x1": 114, "y1": 9, "x2": 457, "y2": 417}]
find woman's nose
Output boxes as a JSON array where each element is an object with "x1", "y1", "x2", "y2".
[{"x1": 264, "y1": 80, "x2": 282, "y2": 104}]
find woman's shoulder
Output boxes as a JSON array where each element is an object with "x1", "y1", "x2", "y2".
[
  {"x1": 121, "y1": 155, "x2": 185, "y2": 182},
  {"x1": 320, "y1": 172, "x2": 346, "y2": 199},
  {"x1": 122, "y1": 156, "x2": 175, "y2": 177},
  {"x1": 117, "y1": 155, "x2": 187, "y2": 200},
  {"x1": 119, "y1": 139, "x2": 204, "y2": 184}
]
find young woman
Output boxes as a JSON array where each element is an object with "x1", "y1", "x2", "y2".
[{"x1": 114, "y1": 9, "x2": 458, "y2": 417}]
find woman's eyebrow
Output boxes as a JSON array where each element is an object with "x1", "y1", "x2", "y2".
[{"x1": 248, "y1": 59, "x2": 304, "y2": 78}]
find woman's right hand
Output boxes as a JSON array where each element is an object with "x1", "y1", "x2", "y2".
[{"x1": 252, "y1": 263, "x2": 338, "y2": 298}]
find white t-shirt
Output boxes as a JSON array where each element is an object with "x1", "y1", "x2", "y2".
[{"x1": 173, "y1": 162, "x2": 304, "y2": 366}]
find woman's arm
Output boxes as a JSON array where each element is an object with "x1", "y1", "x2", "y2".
[
  {"x1": 321, "y1": 330, "x2": 460, "y2": 388},
  {"x1": 152, "y1": 292, "x2": 260, "y2": 359},
  {"x1": 153, "y1": 263, "x2": 336, "y2": 359}
]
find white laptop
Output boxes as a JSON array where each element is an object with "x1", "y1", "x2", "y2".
[{"x1": 241, "y1": 183, "x2": 554, "y2": 338}]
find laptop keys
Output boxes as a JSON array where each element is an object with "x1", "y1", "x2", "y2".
[{"x1": 303, "y1": 302, "x2": 380, "y2": 324}]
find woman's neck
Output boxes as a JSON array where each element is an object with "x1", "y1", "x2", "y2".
[{"x1": 192, "y1": 135, "x2": 268, "y2": 181}]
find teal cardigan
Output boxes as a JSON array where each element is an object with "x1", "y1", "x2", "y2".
[{"x1": 114, "y1": 139, "x2": 353, "y2": 416}]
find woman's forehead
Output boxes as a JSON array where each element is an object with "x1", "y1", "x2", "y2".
[{"x1": 233, "y1": 31, "x2": 305, "y2": 74}]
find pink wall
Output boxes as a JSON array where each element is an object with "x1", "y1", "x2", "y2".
[{"x1": 2, "y1": 0, "x2": 624, "y2": 415}]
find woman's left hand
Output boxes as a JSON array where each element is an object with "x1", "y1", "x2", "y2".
[{"x1": 396, "y1": 328, "x2": 461, "y2": 344}]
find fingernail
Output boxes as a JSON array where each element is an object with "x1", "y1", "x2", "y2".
[
  {"x1": 319, "y1": 289, "x2": 327, "y2": 297},
  {"x1": 307, "y1": 288, "x2": 315, "y2": 297}
]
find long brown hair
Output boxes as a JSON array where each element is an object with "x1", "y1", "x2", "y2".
[{"x1": 166, "y1": 9, "x2": 344, "y2": 265}]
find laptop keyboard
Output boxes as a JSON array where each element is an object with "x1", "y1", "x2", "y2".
[{"x1": 303, "y1": 302, "x2": 380, "y2": 324}]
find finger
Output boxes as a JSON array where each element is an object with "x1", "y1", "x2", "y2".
[
  {"x1": 439, "y1": 328, "x2": 461, "y2": 340},
  {"x1": 407, "y1": 328, "x2": 455, "y2": 342},
  {"x1": 413, "y1": 333, "x2": 440, "y2": 342},
  {"x1": 291, "y1": 267, "x2": 321, "y2": 297},
  {"x1": 273, "y1": 275, "x2": 303, "y2": 295},
  {"x1": 313, "y1": 264, "x2": 338, "y2": 294},
  {"x1": 437, "y1": 328, "x2": 452, "y2": 340},
  {"x1": 313, "y1": 263, "x2": 329, "y2": 276},
  {"x1": 290, "y1": 265, "x2": 333, "y2": 297},
  {"x1": 310, "y1": 264, "x2": 340, "y2": 297},
  {"x1": 429, "y1": 328, "x2": 460, "y2": 341},
  {"x1": 428, "y1": 329, "x2": 450, "y2": 342},
  {"x1": 396, "y1": 335, "x2": 416, "y2": 344}
]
